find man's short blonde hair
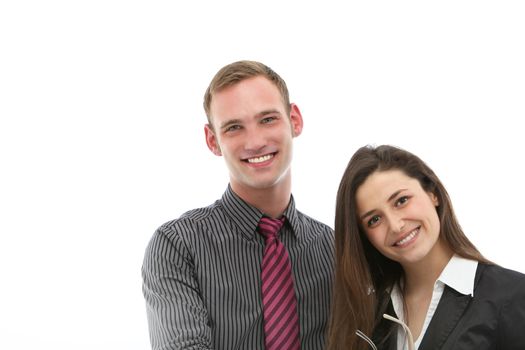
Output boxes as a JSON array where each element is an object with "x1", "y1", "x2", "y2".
[{"x1": 203, "y1": 60, "x2": 291, "y2": 126}]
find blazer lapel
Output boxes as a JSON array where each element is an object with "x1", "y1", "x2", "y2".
[
  {"x1": 418, "y1": 286, "x2": 472, "y2": 350},
  {"x1": 374, "y1": 299, "x2": 400, "y2": 350}
]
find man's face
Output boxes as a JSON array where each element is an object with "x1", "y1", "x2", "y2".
[{"x1": 204, "y1": 76, "x2": 303, "y2": 195}]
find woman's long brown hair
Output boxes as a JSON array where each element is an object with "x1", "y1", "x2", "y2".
[{"x1": 326, "y1": 145, "x2": 490, "y2": 350}]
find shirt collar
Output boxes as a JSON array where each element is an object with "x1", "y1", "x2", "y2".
[
  {"x1": 438, "y1": 255, "x2": 478, "y2": 296},
  {"x1": 220, "y1": 185, "x2": 301, "y2": 239},
  {"x1": 390, "y1": 255, "x2": 478, "y2": 318}
]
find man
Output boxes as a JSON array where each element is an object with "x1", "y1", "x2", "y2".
[{"x1": 142, "y1": 60, "x2": 334, "y2": 349}]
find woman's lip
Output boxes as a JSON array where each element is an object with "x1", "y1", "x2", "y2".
[{"x1": 393, "y1": 227, "x2": 420, "y2": 247}]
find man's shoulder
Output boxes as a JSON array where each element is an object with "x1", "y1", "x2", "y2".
[
  {"x1": 295, "y1": 210, "x2": 332, "y2": 228},
  {"x1": 295, "y1": 210, "x2": 334, "y2": 236},
  {"x1": 155, "y1": 199, "x2": 225, "y2": 238}
]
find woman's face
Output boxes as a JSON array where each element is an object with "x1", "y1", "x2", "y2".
[{"x1": 355, "y1": 169, "x2": 443, "y2": 269}]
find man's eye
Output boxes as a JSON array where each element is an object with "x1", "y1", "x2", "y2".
[
  {"x1": 225, "y1": 125, "x2": 241, "y2": 132},
  {"x1": 367, "y1": 215, "x2": 381, "y2": 227},
  {"x1": 395, "y1": 196, "x2": 409, "y2": 207},
  {"x1": 261, "y1": 116, "x2": 277, "y2": 124}
]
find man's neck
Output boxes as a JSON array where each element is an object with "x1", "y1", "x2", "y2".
[{"x1": 231, "y1": 181, "x2": 292, "y2": 219}]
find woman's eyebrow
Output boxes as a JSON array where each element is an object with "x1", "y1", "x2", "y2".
[
  {"x1": 360, "y1": 209, "x2": 376, "y2": 221},
  {"x1": 359, "y1": 189, "x2": 407, "y2": 220},
  {"x1": 388, "y1": 189, "x2": 406, "y2": 202}
]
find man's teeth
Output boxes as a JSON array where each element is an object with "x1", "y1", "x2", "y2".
[
  {"x1": 247, "y1": 154, "x2": 273, "y2": 163},
  {"x1": 396, "y1": 228, "x2": 419, "y2": 246}
]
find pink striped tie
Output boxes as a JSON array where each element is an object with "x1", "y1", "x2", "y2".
[{"x1": 258, "y1": 216, "x2": 300, "y2": 350}]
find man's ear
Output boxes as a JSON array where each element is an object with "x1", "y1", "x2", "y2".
[
  {"x1": 289, "y1": 103, "x2": 304, "y2": 137},
  {"x1": 204, "y1": 124, "x2": 222, "y2": 156}
]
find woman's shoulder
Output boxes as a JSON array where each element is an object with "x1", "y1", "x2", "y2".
[
  {"x1": 479, "y1": 263, "x2": 525, "y2": 279},
  {"x1": 476, "y1": 263, "x2": 525, "y2": 296}
]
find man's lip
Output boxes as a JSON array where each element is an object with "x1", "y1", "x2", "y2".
[{"x1": 242, "y1": 152, "x2": 277, "y2": 163}]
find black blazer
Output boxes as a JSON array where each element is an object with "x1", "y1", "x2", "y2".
[{"x1": 374, "y1": 263, "x2": 525, "y2": 349}]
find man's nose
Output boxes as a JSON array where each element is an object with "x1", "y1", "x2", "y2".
[{"x1": 243, "y1": 127, "x2": 266, "y2": 152}]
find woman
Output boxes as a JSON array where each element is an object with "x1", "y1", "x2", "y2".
[{"x1": 327, "y1": 145, "x2": 525, "y2": 350}]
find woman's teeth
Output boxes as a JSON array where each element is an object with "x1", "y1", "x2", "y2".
[{"x1": 395, "y1": 228, "x2": 419, "y2": 246}]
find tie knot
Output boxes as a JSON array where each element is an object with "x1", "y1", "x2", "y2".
[{"x1": 257, "y1": 216, "x2": 285, "y2": 241}]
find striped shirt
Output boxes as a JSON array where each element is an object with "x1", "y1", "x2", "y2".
[{"x1": 142, "y1": 185, "x2": 334, "y2": 350}]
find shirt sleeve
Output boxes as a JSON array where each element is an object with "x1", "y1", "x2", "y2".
[
  {"x1": 142, "y1": 225, "x2": 212, "y2": 350},
  {"x1": 499, "y1": 271, "x2": 525, "y2": 349}
]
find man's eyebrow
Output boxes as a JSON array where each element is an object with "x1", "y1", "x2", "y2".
[
  {"x1": 256, "y1": 109, "x2": 281, "y2": 118},
  {"x1": 219, "y1": 109, "x2": 283, "y2": 130},
  {"x1": 358, "y1": 189, "x2": 407, "y2": 220}
]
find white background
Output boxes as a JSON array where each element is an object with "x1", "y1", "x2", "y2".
[{"x1": 1, "y1": 1, "x2": 524, "y2": 349}]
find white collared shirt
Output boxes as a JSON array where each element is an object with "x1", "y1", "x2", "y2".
[{"x1": 390, "y1": 255, "x2": 478, "y2": 350}]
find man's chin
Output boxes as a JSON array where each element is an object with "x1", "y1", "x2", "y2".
[{"x1": 233, "y1": 178, "x2": 282, "y2": 191}]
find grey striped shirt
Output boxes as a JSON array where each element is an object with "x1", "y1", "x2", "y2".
[{"x1": 142, "y1": 185, "x2": 334, "y2": 350}]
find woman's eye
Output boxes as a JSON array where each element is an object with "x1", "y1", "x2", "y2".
[
  {"x1": 395, "y1": 196, "x2": 409, "y2": 207},
  {"x1": 367, "y1": 215, "x2": 381, "y2": 227}
]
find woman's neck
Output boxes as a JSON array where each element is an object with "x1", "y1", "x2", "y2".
[{"x1": 403, "y1": 239, "x2": 454, "y2": 295}]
